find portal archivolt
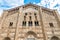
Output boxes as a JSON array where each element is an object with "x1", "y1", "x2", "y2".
[{"x1": 25, "y1": 31, "x2": 37, "y2": 40}]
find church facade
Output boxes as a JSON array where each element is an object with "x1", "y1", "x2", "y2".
[{"x1": 0, "y1": 4, "x2": 60, "y2": 40}]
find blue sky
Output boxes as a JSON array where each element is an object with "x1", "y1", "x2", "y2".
[
  {"x1": 24, "y1": 0, "x2": 41, "y2": 4},
  {"x1": 0, "y1": 0, "x2": 60, "y2": 16}
]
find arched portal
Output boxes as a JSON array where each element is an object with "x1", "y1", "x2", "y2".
[
  {"x1": 27, "y1": 35, "x2": 35, "y2": 40},
  {"x1": 51, "y1": 36, "x2": 60, "y2": 40}
]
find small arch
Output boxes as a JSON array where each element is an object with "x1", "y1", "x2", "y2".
[
  {"x1": 4, "y1": 37, "x2": 11, "y2": 40},
  {"x1": 25, "y1": 31, "x2": 37, "y2": 40},
  {"x1": 51, "y1": 36, "x2": 60, "y2": 40},
  {"x1": 26, "y1": 31, "x2": 37, "y2": 38}
]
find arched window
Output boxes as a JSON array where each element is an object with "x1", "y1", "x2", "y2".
[
  {"x1": 49, "y1": 23, "x2": 54, "y2": 27},
  {"x1": 24, "y1": 16, "x2": 26, "y2": 20},
  {"x1": 9, "y1": 22, "x2": 13, "y2": 26},
  {"x1": 28, "y1": 21, "x2": 33, "y2": 26},
  {"x1": 34, "y1": 13, "x2": 36, "y2": 16},
  {"x1": 25, "y1": 13, "x2": 27, "y2": 15},
  {"x1": 34, "y1": 13, "x2": 37, "y2": 20},
  {"x1": 34, "y1": 21, "x2": 39, "y2": 26},
  {"x1": 29, "y1": 16, "x2": 32, "y2": 20},
  {"x1": 51, "y1": 36, "x2": 60, "y2": 40},
  {"x1": 22, "y1": 21, "x2": 26, "y2": 26},
  {"x1": 4, "y1": 37, "x2": 11, "y2": 40},
  {"x1": 35, "y1": 16, "x2": 37, "y2": 20}
]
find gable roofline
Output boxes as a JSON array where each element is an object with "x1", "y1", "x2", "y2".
[{"x1": 3, "y1": 3, "x2": 56, "y2": 12}]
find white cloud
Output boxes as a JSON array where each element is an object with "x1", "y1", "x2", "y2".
[
  {"x1": 3, "y1": 0, "x2": 24, "y2": 8},
  {"x1": 33, "y1": 2, "x2": 36, "y2": 4},
  {"x1": 0, "y1": 0, "x2": 24, "y2": 16},
  {"x1": 37, "y1": 0, "x2": 60, "y2": 14}
]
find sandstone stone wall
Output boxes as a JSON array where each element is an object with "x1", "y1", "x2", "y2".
[{"x1": 0, "y1": 4, "x2": 60, "y2": 40}]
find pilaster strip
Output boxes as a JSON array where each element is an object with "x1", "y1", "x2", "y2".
[
  {"x1": 53, "y1": 10, "x2": 60, "y2": 27},
  {"x1": 14, "y1": 11, "x2": 19, "y2": 40},
  {"x1": 39, "y1": 7, "x2": 46, "y2": 40}
]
